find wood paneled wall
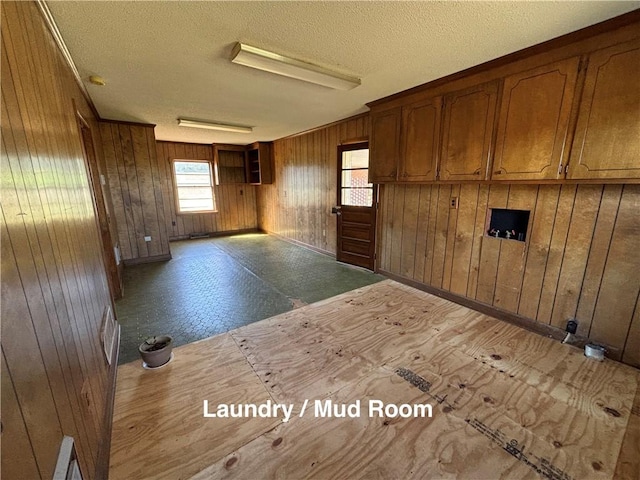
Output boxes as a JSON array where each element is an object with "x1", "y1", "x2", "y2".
[
  {"x1": 99, "y1": 122, "x2": 171, "y2": 262},
  {"x1": 156, "y1": 141, "x2": 258, "y2": 240},
  {"x1": 1, "y1": 1, "x2": 117, "y2": 478},
  {"x1": 378, "y1": 183, "x2": 640, "y2": 367},
  {"x1": 257, "y1": 114, "x2": 369, "y2": 254}
]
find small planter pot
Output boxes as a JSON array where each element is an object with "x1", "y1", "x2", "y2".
[{"x1": 139, "y1": 335, "x2": 173, "y2": 368}]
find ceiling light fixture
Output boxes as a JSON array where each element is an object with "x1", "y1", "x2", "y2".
[
  {"x1": 231, "y1": 43, "x2": 361, "y2": 91},
  {"x1": 177, "y1": 118, "x2": 253, "y2": 133}
]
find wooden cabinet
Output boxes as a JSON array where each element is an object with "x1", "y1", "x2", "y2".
[
  {"x1": 400, "y1": 96, "x2": 442, "y2": 182},
  {"x1": 213, "y1": 142, "x2": 273, "y2": 185},
  {"x1": 440, "y1": 82, "x2": 499, "y2": 181},
  {"x1": 367, "y1": 27, "x2": 640, "y2": 184},
  {"x1": 567, "y1": 39, "x2": 640, "y2": 180},
  {"x1": 214, "y1": 144, "x2": 246, "y2": 184},
  {"x1": 369, "y1": 106, "x2": 401, "y2": 183},
  {"x1": 491, "y1": 57, "x2": 581, "y2": 180},
  {"x1": 246, "y1": 142, "x2": 272, "y2": 185}
]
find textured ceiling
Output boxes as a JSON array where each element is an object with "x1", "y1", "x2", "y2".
[{"x1": 47, "y1": 1, "x2": 638, "y2": 145}]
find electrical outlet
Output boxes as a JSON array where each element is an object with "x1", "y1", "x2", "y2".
[
  {"x1": 450, "y1": 197, "x2": 459, "y2": 209},
  {"x1": 144, "y1": 236, "x2": 152, "y2": 242}
]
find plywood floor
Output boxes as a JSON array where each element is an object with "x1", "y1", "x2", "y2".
[{"x1": 110, "y1": 280, "x2": 640, "y2": 480}]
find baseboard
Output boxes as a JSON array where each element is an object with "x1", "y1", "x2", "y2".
[
  {"x1": 168, "y1": 228, "x2": 259, "y2": 242},
  {"x1": 123, "y1": 253, "x2": 172, "y2": 266},
  {"x1": 94, "y1": 323, "x2": 120, "y2": 478},
  {"x1": 377, "y1": 269, "x2": 617, "y2": 358},
  {"x1": 260, "y1": 229, "x2": 336, "y2": 258}
]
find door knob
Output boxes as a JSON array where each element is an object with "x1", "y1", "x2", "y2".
[{"x1": 331, "y1": 206, "x2": 342, "y2": 215}]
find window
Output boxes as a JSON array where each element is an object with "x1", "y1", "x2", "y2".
[
  {"x1": 340, "y1": 148, "x2": 373, "y2": 206},
  {"x1": 172, "y1": 160, "x2": 216, "y2": 213}
]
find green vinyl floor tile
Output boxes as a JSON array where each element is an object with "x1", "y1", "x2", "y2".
[{"x1": 115, "y1": 233, "x2": 384, "y2": 364}]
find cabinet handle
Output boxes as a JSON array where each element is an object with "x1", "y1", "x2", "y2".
[
  {"x1": 558, "y1": 164, "x2": 563, "y2": 175},
  {"x1": 565, "y1": 164, "x2": 569, "y2": 174}
]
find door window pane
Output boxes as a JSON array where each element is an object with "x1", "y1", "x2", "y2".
[
  {"x1": 341, "y1": 188, "x2": 373, "y2": 206},
  {"x1": 342, "y1": 149, "x2": 369, "y2": 169},
  {"x1": 342, "y1": 169, "x2": 372, "y2": 188}
]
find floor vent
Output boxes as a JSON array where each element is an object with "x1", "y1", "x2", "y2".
[{"x1": 189, "y1": 232, "x2": 210, "y2": 239}]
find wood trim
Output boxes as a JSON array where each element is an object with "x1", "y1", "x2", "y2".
[
  {"x1": 94, "y1": 324, "x2": 120, "y2": 479},
  {"x1": 377, "y1": 269, "x2": 628, "y2": 360},
  {"x1": 377, "y1": 178, "x2": 640, "y2": 186},
  {"x1": 123, "y1": 253, "x2": 172, "y2": 266},
  {"x1": 212, "y1": 144, "x2": 247, "y2": 152},
  {"x1": 157, "y1": 140, "x2": 212, "y2": 147},
  {"x1": 34, "y1": 0, "x2": 100, "y2": 119},
  {"x1": 100, "y1": 118, "x2": 156, "y2": 128},
  {"x1": 340, "y1": 136, "x2": 369, "y2": 145},
  {"x1": 368, "y1": 9, "x2": 640, "y2": 108},
  {"x1": 281, "y1": 112, "x2": 369, "y2": 140},
  {"x1": 260, "y1": 229, "x2": 336, "y2": 258},
  {"x1": 169, "y1": 228, "x2": 260, "y2": 241}
]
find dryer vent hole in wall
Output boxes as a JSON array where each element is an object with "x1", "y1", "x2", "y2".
[{"x1": 487, "y1": 209, "x2": 530, "y2": 241}]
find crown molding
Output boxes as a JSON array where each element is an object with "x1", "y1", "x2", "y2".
[{"x1": 35, "y1": 0, "x2": 101, "y2": 120}]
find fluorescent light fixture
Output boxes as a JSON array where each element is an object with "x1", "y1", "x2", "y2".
[
  {"x1": 231, "y1": 43, "x2": 361, "y2": 91},
  {"x1": 177, "y1": 118, "x2": 252, "y2": 133}
]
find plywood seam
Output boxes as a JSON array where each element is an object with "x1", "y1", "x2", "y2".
[
  {"x1": 621, "y1": 289, "x2": 640, "y2": 360},
  {"x1": 1, "y1": 313, "x2": 44, "y2": 480},
  {"x1": 515, "y1": 186, "x2": 540, "y2": 313},
  {"x1": 411, "y1": 187, "x2": 423, "y2": 275},
  {"x1": 468, "y1": 185, "x2": 482, "y2": 294},
  {"x1": 547, "y1": 187, "x2": 576, "y2": 323},
  {"x1": 534, "y1": 185, "x2": 573, "y2": 322},
  {"x1": 490, "y1": 185, "x2": 510, "y2": 304},
  {"x1": 586, "y1": 185, "x2": 624, "y2": 339},
  {"x1": 570, "y1": 185, "x2": 605, "y2": 326}
]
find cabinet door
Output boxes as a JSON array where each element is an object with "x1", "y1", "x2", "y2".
[
  {"x1": 440, "y1": 81, "x2": 499, "y2": 181},
  {"x1": 568, "y1": 39, "x2": 640, "y2": 180},
  {"x1": 492, "y1": 57, "x2": 580, "y2": 180},
  {"x1": 369, "y1": 107, "x2": 401, "y2": 183},
  {"x1": 400, "y1": 96, "x2": 441, "y2": 182}
]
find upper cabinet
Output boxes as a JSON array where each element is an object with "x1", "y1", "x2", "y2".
[
  {"x1": 246, "y1": 142, "x2": 273, "y2": 185},
  {"x1": 400, "y1": 96, "x2": 442, "y2": 182},
  {"x1": 369, "y1": 106, "x2": 401, "y2": 183},
  {"x1": 491, "y1": 57, "x2": 581, "y2": 181},
  {"x1": 440, "y1": 82, "x2": 499, "y2": 181},
  {"x1": 367, "y1": 16, "x2": 640, "y2": 184},
  {"x1": 567, "y1": 39, "x2": 640, "y2": 180},
  {"x1": 212, "y1": 141, "x2": 273, "y2": 185}
]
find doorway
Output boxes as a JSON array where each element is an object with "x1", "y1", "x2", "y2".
[
  {"x1": 76, "y1": 112, "x2": 122, "y2": 299},
  {"x1": 334, "y1": 142, "x2": 377, "y2": 270}
]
